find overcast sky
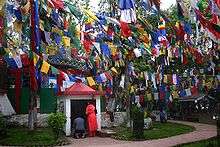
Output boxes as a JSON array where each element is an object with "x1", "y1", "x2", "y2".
[
  {"x1": 161, "y1": 0, "x2": 176, "y2": 10},
  {"x1": 91, "y1": 0, "x2": 177, "y2": 12}
]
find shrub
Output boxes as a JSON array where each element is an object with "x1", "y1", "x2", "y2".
[
  {"x1": 131, "y1": 106, "x2": 144, "y2": 139},
  {"x1": 48, "y1": 112, "x2": 66, "y2": 139},
  {"x1": 0, "y1": 113, "x2": 6, "y2": 138}
]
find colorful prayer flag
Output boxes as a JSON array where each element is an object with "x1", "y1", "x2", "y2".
[
  {"x1": 87, "y1": 77, "x2": 96, "y2": 86},
  {"x1": 41, "y1": 61, "x2": 50, "y2": 74}
]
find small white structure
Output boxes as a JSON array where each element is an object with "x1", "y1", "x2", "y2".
[
  {"x1": 59, "y1": 82, "x2": 101, "y2": 136},
  {"x1": 0, "y1": 93, "x2": 16, "y2": 116}
]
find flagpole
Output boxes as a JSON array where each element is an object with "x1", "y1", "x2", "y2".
[{"x1": 28, "y1": 0, "x2": 40, "y2": 130}]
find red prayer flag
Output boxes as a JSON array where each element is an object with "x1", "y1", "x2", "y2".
[
  {"x1": 120, "y1": 21, "x2": 131, "y2": 38},
  {"x1": 83, "y1": 39, "x2": 92, "y2": 54}
]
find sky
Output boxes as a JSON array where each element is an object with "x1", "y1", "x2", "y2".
[
  {"x1": 91, "y1": 0, "x2": 177, "y2": 11},
  {"x1": 161, "y1": 0, "x2": 177, "y2": 10}
]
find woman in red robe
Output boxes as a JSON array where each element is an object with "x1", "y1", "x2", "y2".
[{"x1": 86, "y1": 103, "x2": 98, "y2": 137}]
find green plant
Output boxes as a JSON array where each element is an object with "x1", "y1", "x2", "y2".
[
  {"x1": 48, "y1": 112, "x2": 66, "y2": 139},
  {"x1": 0, "y1": 113, "x2": 6, "y2": 139},
  {"x1": 131, "y1": 106, "x2": 144, "y2": 139}
]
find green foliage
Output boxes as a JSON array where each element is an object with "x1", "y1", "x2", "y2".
[
  {"x1": 133, "y1": 57, "x2": 151, "y2": 72},
  {"x1": 131, "y1": 106, "x2": 144, "y2": 139},
  {"x1": 48, "y1": 112, "x2": 66, "y2": 139},
  {"x1": 0, "y1": 113, "x2": 6, "y2": 139},
  {"x1": 0, "y1": 128, "x2": 58, "y2": 146},
  {"x1": 112, "y1": 122, "x2": 195, "y2": 141}
]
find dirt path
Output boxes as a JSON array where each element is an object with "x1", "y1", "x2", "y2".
[{"x1": 67, "y1": 120, "x2": 217, "y2": 147}]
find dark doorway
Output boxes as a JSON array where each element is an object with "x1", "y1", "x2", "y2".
[{"x1": 71, "y1": 99, "x2": 96, "y2": 130}]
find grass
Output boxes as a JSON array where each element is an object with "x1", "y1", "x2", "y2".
[
  {"x1": 112, "y1": 122, "x2": 195, "y2": 141},
  {"x1": 0, "y1": 127, "x2": 57, "y2": 146},
  {"x1": 177, "y1": 137, "x2": 220, "y2": 147}
]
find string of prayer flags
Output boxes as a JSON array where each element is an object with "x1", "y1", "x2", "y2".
[
  {"x1": 13, "y1": 55, "x2": 22, "y2": 68},
  {"x1": 48, "y1": 0, "x2": 64, "y2": 10},
  {"x1": 21, "y1": 1, "x2": 30, "y2": 15},
  {"x1": 62, "y1": 36, "x2": 71, "y2": 47},
  {"x1": 104, "y1": 72, "x2": 113, "y2": 80},
  {"x1": 0, "y1": 0, "x2": 6, "y2": 10},
  {"x1": 44, "y1": 31, "x2": 52, "y2": 44},
  {"x1": 83, "y1": 9, "x2": 98, "y2": 23},
  {"x1": 119, "y1": 0, "x2": 136, "y2": 23},
  {"x1": 101, "y1": 43, "x2": 111, "y2": 57},
  {"x1": 51, "y1": 66, "x2": 58, "y2": 75},
  {"x1": 87, "y1": 77, "x2": 96, "y2": 86},
  {"x1": 14, "y1": 20, "x2": 22, "y2": 32},
  {"x1": 100, "y1": 73, "x2": 107, "y2": 83},
  {"x1": 96, "y1": 75, "x2": 102, "y2": 84},
  {"x1": 133, "y1": 48, "x2": 142, "y2": 57},
  {"x1": 172, "y1": 74, "x2": 177, "y2": 85},
  {"x1": 41, "y1": 60, "x2": 50, "y2": 74},
  {"x1": 163, "y1": 74, "x2": 168, "y2": 83},
  {"x1": 120, "y1": 21, "x2": 132, "y2": 37},
  {"x1": 108, "y1": 43, "x2": 117, "y2": 56},
  {"x1": 119, "y1": 75, "x2": 125, "y2": 88},
  {"x1": 111, "y1": 67, "x2": 118, "y2": 74},
  {"x1": 151, "y1": 73, "x2": 157, "y2": 89},
  {"x1": 4, "y1": 56, "x2": 18, "y2": 69}
]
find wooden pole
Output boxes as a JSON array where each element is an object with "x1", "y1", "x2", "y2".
[
  {"x1": 28, "y1": 0, "x2": 40, "y2": 130},
  {"x1": 217, "y1": 103, "x2": 220, "y2": 138}
]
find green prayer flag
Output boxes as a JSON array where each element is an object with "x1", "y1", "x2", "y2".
[{"x1": 51, "y1": 66, "x2": 58, "y2": 75}]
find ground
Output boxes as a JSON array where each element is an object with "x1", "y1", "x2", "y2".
[
  {"x1": 180, "y1": 137, "x2": 220, "y2": 147},
  {"x1": 68, "y1": 120, "x2": 217, "y2": 147}
]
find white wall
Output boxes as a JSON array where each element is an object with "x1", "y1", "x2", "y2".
[{"x1": 62, "y1": 95, "x2": 101, "y2": 136}]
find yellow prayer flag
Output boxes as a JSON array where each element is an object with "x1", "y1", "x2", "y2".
[
  {"x1": 41, "y1": 61, "x2": 50, "y2": 74},
  {"x1": 119, "y1": 60, "x2": 125, "y2": 66},
  {"x1": 63, "y1": 36, "x2": 71, "y2": 47},
  {"x1": 147, "y1": 93, "x2": 152, "y2": 101},
  {"x1": 139, "y1": 72, "x2": 144, "y2": 78},
  {"x1": 4, "y1": 48, "x2": 10, "y2": 53},
  {"x1": 87, "y1": 77, "x2": 96, "y2": 86},
  {"x1": 21, "y1": 1, "x2": 30, "y2": 15},
  {"x1": 76, "y1": 24, "x2": 81, "y2": 39},
  {"x1": 109, "y1": 43, "x2": 117, "y2": 56},
  {"x1": 138, "y1": 27, "x2": 145, "y2": 34},
  {"x1": 111, "y1": 67, "x2": 118, "y2": 74},
  {"x1": 33, "y1": 53, "x2": 39, "y2": 66},
  {"x1": 52, "y1": 27, "x2": 63, "y2": 35},
  {"x1": 115, "y1": 61, "x2": 120, "y2": 67},
  {"x1": 47, "y1": 7, "x2": 52, "y2": 17},
  {"x1": 202, "y1": 80, "x2": 206, "y2": 86},
  {"x1": 14, "y1": 21, "x2": 22, "y2": 32},
  {"x1": 160, "y1": 48, "x2": 165, "y2": 55},
  {"x1": 175, "y1": 22, "x2": 180, "y2": 28},
  {"x1": 130, "y1": 86, "x2": 134, "y2": 93},
  {"x1": 164, "y1": 75, "x2": 168, "y2": 83},
  {"x1": 47, "y1": 45, "x2": 57, "y2": 55},
  {"x1": 40, "y1": 20, "x2": 44, "y2": 31},
  {"x1": 0, "y1": 0, "x2": 6, "y2": 10},
  {"x1": 83, "y1": 9, "x2": 98, "y2": 23},
  {"x1": 172, "y1": 91, "x2": 179, "y2": 99}
]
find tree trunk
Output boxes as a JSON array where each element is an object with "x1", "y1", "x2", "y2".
[
  {"x1": 28, "y1": 91, "x2": 37, "y2": 130},
  {"x1": 28, "y1": 0, "x2": 39, "y2": 130},
  {"x1": 217, "y1": 103, "x2": 220, "y2": 138},
  {"x1": 124, "y1": 61, "x2": 131, "y2": 128}
]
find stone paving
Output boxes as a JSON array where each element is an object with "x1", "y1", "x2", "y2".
[{"x1": 67, "y1": 120, "x2": 217, "y2": 147}]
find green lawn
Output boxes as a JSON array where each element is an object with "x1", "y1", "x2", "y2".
[
  {"x1": 178, "y1": 137, "x2": 220, "y2": 147},
  {"x1": 0, "y1": 127, "x2": 57, "y2": 146},
  {"x1": 112, "y1": 122, "x2": 195, "y2": 141}
]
